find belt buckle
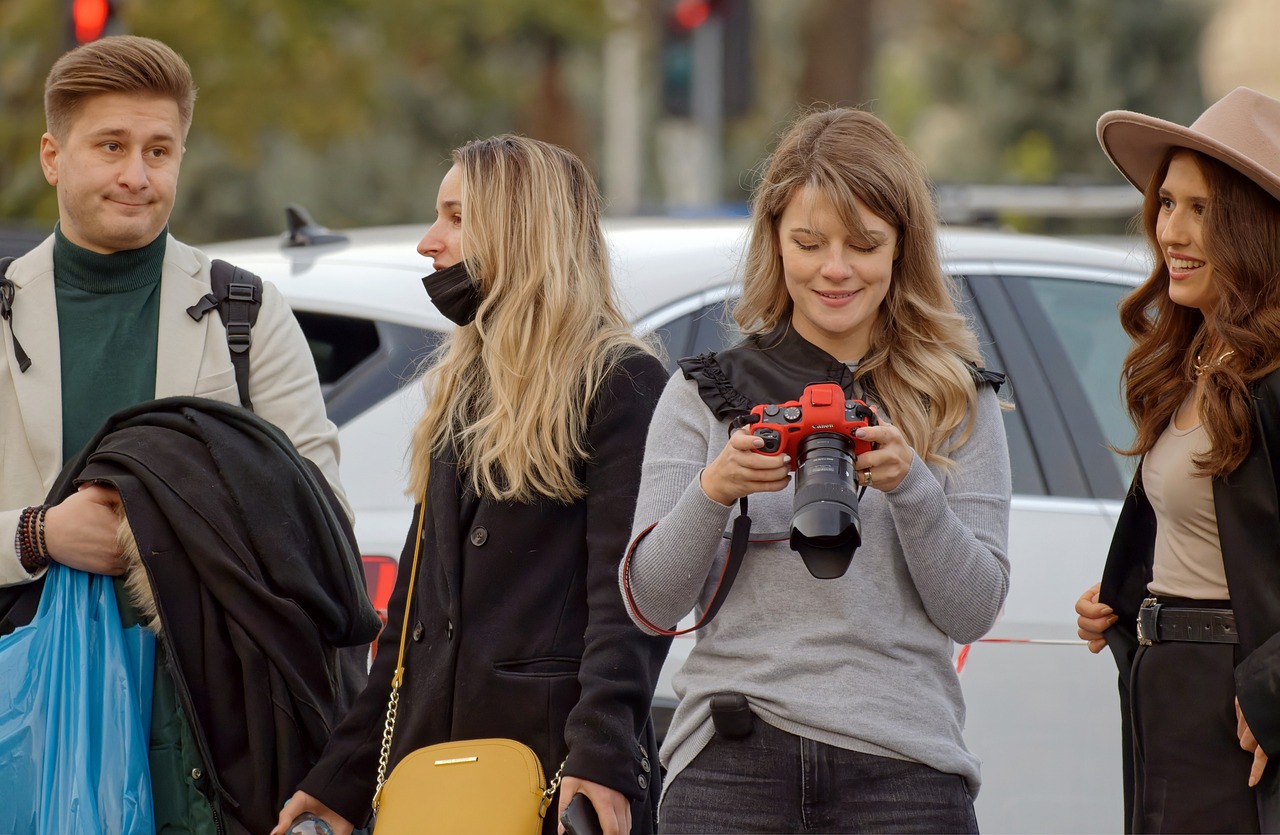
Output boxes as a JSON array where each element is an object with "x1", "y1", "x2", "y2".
[{"x1": 1137, "y1": 597, "x2": 1160, "y2": 647}]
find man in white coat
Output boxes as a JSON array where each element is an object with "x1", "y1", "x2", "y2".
[
  {"x1": 0, "y1": 35, "x2": 346, "y2": 587},
  {"x1": 0, "y1": 35, "x2": 353, "y2": 833}
]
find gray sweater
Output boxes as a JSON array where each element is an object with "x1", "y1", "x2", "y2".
[{"x1": 620, "y1": 373, "x2": 1011, "y2": 797}]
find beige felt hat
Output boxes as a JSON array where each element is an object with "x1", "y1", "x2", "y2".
[{"x1": 1097, "y1": 86, "x2": 1280, "y2": 204}]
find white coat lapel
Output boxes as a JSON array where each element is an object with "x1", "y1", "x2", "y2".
[
  {"x1": 6, "y1": 238, "x2": 64, "y2": 485},
  {"x1": 154, "y1": 236, "x2": 213, "y2": 399}
]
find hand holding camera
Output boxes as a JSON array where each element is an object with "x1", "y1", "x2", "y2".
[
  {"x1": 701, "y1": 382, "x2": 915, "y2": 578},
  {"x1": 748, "y1": 382, "x2": 877, "y2": 461},
  {"x1": 749, "y1": 382, "x2": 880, "y2": 579},
  {"x1": 698, "y1": 427, "x2": 794, "y2": 508}
]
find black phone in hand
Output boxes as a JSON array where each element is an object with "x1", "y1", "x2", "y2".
[{"x1": 560, "y1": 793, "x2": 605, "y2": 835}]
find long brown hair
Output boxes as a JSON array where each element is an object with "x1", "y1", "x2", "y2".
[
  {"x1": 408, "y1": 135, "x2": 651, "y2": 502},
  {"x1": 736, "y1": 107, "x2": 982, "y2": 465},
  {"x1": 1119, "y1": 148, "x2": 1280, "y2": 475}
]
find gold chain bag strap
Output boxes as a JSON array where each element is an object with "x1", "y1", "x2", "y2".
[{"x1": 371, "y1": 500, "x2": 565, "y2": 834}]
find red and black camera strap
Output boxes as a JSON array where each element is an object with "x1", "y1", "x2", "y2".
[{"x1": 621, "y1": 496, "x2": 754, "y2": 637}]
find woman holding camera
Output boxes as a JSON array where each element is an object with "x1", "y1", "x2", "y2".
[
  {"x1": 1075, "y1": 87, "x2": 1280, "y2": 832},
  {"x1": 620, "y1": 108, "x2": 1011, "y2": 833},
  {"x1": 272, "y1": 135, "x2": 670, "y2": 835}
]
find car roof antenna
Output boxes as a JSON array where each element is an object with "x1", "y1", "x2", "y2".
[{"x1": 282, "y1": 204, "x2": 350, "y2": 248}]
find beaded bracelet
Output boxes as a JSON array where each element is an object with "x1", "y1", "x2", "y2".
[
  {"x1": 34, "y1": 506, "x2": 49, "y2": 565},
  {"x1": 17, "y1": 506, "x2": 36, "y2": 566},
  {"x1": 18, "y1": 506, "x2": 37, "y2": 572},
  {"x1": 16, "y1": 505, "x2": 50, "y2": 574}
]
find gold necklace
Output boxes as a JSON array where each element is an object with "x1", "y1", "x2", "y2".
[{"x1": 1194, "y1": 349, "x2": 1235, "y2": 377}]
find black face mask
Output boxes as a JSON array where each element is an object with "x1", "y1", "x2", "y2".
[{"x1": 421, "y1": 261, "x2": 482, "y2": 326}]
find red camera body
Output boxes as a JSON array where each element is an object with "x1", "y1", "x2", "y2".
[{"x1": 749, "y1": 382, "x2": 876, "y2": 466}]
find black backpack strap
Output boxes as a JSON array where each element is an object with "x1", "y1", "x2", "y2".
[
  {"x1": 0, "y1": 257, "x2": 31, "y2": 373},
  {"x1": 187, "y1": 259, "x2": 262, "y2": 410}
]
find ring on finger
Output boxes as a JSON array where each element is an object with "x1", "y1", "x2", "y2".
[{"x1": 861, "y1": 469, "x2": 873, "y2": 487}]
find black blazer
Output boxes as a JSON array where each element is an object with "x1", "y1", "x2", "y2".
[
  {"x1": 301, "y1": 351, "x2": 672, "y2": 832},
  {"x1": 1101, "y1": 369, "x2": 1280, "y2": 822}
]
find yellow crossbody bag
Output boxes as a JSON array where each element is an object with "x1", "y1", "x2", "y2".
[{"x1": 371, "y1": 501, "x2": 563, "y2": 834}]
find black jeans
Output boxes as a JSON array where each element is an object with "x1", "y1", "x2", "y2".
[{"x1": 659, "y1": 720, "x2": 977, "y2": 834}]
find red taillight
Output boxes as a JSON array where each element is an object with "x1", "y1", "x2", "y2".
[{"x1": 361, "y1": 555, "x2": 398, "y2": 658}]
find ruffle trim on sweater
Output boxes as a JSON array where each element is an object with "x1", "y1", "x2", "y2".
[{"x1": 677, "y1": 352, "x2": 756, "y2": 424}]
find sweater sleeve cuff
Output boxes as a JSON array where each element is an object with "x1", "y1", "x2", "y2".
[
  {"x1": 882, "y1": 452, "x2": 931, "y2": 501},
  {"x1": 695, "y1": 468, "x2": 736, "y2": 509}
]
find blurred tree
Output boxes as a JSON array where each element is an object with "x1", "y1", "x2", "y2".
[
  {"x1": 0, "y1": 0, "x2": 64, "y2": 223},
  {"x1": 880, "y1": 0, "x2": 1210, "y2": 188},
  {"x1": 796, "y1": 0, "x2": 874, "y2": 109},
  {"x1": 0, "y1": 0, "x2": 606, "y2": 242},
  {"x1": 517, "y1": 37, "x2": 590, "y2": 164},
  {"x1": 1, "y1": 0, "x2": 1222, "y2": 239}
]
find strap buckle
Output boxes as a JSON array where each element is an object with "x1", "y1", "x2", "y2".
[
  {"x1": 1137, "y1": 597, "x2": 1160, "y2": 647},
  {"x1": 225, "y1": 323, "x2": 252, "y2": 352},
  {"x1": 224, "y1": 281, "x2": 256, "y2": 353}
]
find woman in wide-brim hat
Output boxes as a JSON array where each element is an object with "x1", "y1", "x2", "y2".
[{"x1": 1076, "y1": 86, "x2": 1280, "y2": 832}]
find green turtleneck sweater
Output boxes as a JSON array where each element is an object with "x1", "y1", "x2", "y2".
[
  {"x1": 53, "y1": 224, "x2": 163, "y2": 462},
  {"x1": 53, "y1": 227, "x2": 219, "y2": 834}
]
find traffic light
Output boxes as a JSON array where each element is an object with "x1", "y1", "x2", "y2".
[
  {"x1": 659, "y1": 0, "x2": 752, "y2": 119},
  {"x1": 672, "y1": 0, "x2": 712, "y2": 29},
  {"x1": 69, "y1": 0, "x2": 112, "y2": 48},
  {"x1": 660, "y1": 1, "x2": 708, "y2": 118}
]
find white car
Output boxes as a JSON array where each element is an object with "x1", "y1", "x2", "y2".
[{"x1": 204, "y1": 214, "x2": 1149, "y2": 834}]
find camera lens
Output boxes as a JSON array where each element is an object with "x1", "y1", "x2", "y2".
[{"x1": 789, "y1": 433, "x2": 860, "y2": 578}]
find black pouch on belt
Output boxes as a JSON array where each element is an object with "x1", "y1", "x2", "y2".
[{"x1": 709, "y1": 692, "x2": 754, "y2": 739}]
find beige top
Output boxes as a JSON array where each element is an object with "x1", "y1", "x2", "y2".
[{"x1": 1144, "y1": 415, "x2": 1230, "y2": 600}]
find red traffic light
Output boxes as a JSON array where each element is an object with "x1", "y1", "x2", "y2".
[
  {"x1": 672, "y1": 0, "x2": 711, "y2": 30},
  {"x1": 72, "y1": 0, "x2": 110, "y2": 43}
]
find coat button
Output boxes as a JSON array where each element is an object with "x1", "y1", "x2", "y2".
[
  {"x1": 469, "y1": 526, "x2": 488, "y2": 546},
  {"x1": 191, "y1": 768, "x2": 202, "y2": 780},
  {"x1": 446, "y1": 619, "x2": 454, "y2": 640},
  {"x1": 637, "y1": 773, "x2": 648, "y2": 790},
  {"x1": 412, "y1": 622, "x2": 424, "y2": 642},
  {"x1": 641, "y1": 757, "x2": 651, "y2": 773}
]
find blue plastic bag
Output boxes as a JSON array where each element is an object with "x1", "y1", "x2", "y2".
[{"x1": 0, "y1": 564, "x2": 156, "y2": 835}]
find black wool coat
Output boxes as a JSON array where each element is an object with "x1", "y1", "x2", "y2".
[
  {"x1": 1101, "y1": 369, "x2": 1280, "y2": 827},
  {"x1": 300, "y1": 351, "x2": 673, "y2": 833},
  {"x1": 0, "y1": 397, "x2": 381, "y2": 835}
]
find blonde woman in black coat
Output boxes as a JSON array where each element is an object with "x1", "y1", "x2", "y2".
[{"x1": 274, "y1": 135, "x2": 670, "y2": 835}]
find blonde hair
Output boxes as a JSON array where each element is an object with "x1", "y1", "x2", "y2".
[
  {"x1": 118, "y1": 515, "x2": 161, "y2": 636},
  {"x1": 408, "y1": 136, "x2": 651, "y2": 502},
  {"x1": 736, "y1": 107, "x2": 983, "y2": 464},
  {"x1": 45, "y1": 35, "x2": 197, "y2": 140}
]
